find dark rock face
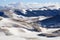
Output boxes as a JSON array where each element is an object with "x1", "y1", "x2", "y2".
[
  {"x1": 0, "y1": 12, "x2": 4, "y2": 16},
  {"x1": 0, "y1": 12, "x2": 8, "y2": 17},
  {"x1": 14, "y1": 9, "x2": 60, "y2": 17},
  {"x1": 38, "y1": 33, "x2": 58, "y2": 37},
  {"x1": 14, "y1": 10, "x2": 25, "y2": 16},
  {"x1": 39, "y1": 15, "x2": 60, "y2": 28}
]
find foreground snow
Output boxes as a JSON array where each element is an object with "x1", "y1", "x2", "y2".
[{"x1": 0, "y1": 31, "x2": 60, "y2": 40}]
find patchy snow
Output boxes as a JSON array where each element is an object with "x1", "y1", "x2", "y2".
[{"x1": 0, "y1": 3, "x2": 60, "y2": 40}]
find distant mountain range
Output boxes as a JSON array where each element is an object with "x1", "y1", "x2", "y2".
[{"x1": 0, "y1": 3, "x2": 60, "y2": 28}]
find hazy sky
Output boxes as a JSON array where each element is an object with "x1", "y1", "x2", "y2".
[{"x1": 0, "y1": 0, "x2": 59, "y2": 5}]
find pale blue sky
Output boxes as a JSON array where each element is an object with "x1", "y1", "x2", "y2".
[{"x1": 0, "y1": 0, "x2": 60, "y2": 5}]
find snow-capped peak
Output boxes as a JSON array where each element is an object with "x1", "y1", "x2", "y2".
[{"x1": 4, "y1": 2, "x2": 59, "y2": 10}]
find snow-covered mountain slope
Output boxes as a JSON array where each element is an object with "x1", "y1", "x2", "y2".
[
  {"x1": 0, "y1": 3, "x2": 60, "y2": 40},
  {"x1": 0, "y1": 3, "x2": 60, "y2": 28}
]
